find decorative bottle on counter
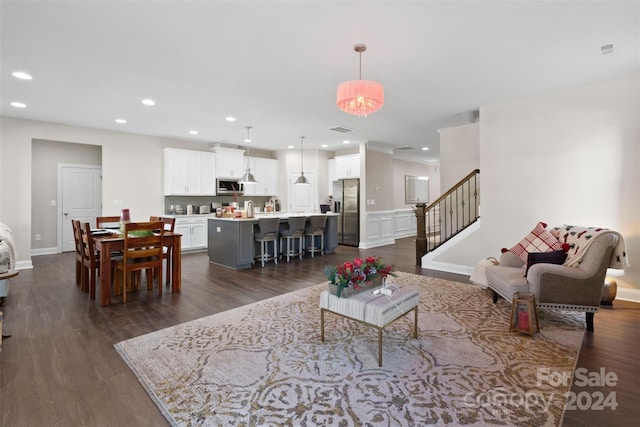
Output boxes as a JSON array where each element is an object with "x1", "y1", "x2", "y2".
[
  {"x1": 120, "y1": 208, "x2": 130, "y2": 233},
  {"x1": 246, "y1": 200, "x2": 255, "y2": 218}
]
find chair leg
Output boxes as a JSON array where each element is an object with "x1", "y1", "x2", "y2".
[
  {"x1": 76, "y1": 261, "x2": 82, "y2": 286},
  {"x1": 89, "y1": 267, "x2": 96, "y2": 300},
  {"x1": 586, "y1": 312, "x2": 595, "y2": 331},
  {"x1": 121, "y1": 270, "x2": 127, "y2": 304},
  {"x1": 298, "y1": 236, "x2": 303, "y2": 260},
  {"x1": 273, "y1": 239, "x2": 278, "y2": 265},
  {"x1": 165, "y1": 248, "x2": 171, "y2": 287}
]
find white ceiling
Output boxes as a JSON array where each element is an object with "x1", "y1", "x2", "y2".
[{"x1": 1, "y1": 1, "x2": 638, "y2": 164}]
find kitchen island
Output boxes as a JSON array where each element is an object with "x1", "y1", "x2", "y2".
[{"x1": 208, "y1": 213, "x2": 338, "y2": 269}]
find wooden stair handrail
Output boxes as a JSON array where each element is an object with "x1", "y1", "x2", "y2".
[
  {"x1": 416, "y1": 168, "x2": 480, "y2": 264},
  {"x1": 425, "y1": 168, "x2": 480, "y2": 210}
]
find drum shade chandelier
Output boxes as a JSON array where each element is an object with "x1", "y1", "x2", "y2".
[
  {"x1": 239, "y1": 126, "x2": 257, "y2": 184},
  {"x1": 336, "y1": 44, "x2": 384, "y2": 117},
  {"x1": 294, "y1": 136, "x2": 310, "y2": 185}
]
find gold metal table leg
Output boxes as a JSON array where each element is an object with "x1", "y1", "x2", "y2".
[{"x1": 378, "y1": 327, "x2": 383, "y2": 367}]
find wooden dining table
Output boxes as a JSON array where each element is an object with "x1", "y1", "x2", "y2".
[{"x1": 92, "y1": 231, "x2": 182, "y2": 306}]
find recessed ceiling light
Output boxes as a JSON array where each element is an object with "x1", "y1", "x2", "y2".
[
  {"x1": 189, "y1": 130, "x2": 198, "y2": 135},
  {"x1": 115, "y1": 118, "x2": 127, "y2": 124},
  {"x1": 422, "y1": 147, "x2": 429, "y2": 151},
  {"x1": 321, "y1": 144, "x2": 328, "y2": 148},
  {"x1": 142, "y1": 98, "x2": 156, "y2": 106},
  {"x1": 343, "y1": 140, "x2": 350, "y2": 144},
  {"x1": 12, "y1": 71, "x2": 32, "y2": 80},
  {"x1": 287, "y1": 145, "x2": 295, "y2": 149},
  {"x1": 11, "y1": 102, "x2": 26, "y2": 108},
  {"x1": 225, "y1": 116, "x2": 236, "y2": 122}
]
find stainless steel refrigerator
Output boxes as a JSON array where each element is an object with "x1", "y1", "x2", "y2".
[{"x1": 333, "y1": 178, "x2": 360, "y2": 246}]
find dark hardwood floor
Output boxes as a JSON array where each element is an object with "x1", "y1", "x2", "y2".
[{"x1": 1, "y1": 237, "x2": 638, "y2": 426}]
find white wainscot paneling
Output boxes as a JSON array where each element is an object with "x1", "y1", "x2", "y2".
[
  {"x1": 361, "y1": 209, "x2": 417, "y2": 249},
  {"x1": 362, "y1": 211, "x2": 396, "y2": 249},
  {"x1": 394, "y1": 209, "x2": 417, "y2": 238}
]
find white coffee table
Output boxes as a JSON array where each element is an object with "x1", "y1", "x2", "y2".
[{"x1": 319, "y1": 286, "x2": 419, "y2": 366}]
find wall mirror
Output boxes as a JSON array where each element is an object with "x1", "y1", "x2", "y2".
[{"x1": 405, "y1": 175, "x2": 429, "y2": 204}]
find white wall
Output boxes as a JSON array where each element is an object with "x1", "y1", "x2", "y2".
[
  {"x1": 0, "y1": 117, "x2": 207, "y2": 267},
  {"x1": 439, "y1": 122, "x2": 480, "y2": 191},
  {"x1": 432, "y1": 74, "x2": 640, "y2": 295},
  {"x1": 391, "y1": 159, "x2": 440, "y2": 208}
]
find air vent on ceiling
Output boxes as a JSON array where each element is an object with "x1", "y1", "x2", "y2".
[
  {"x1": 329, "y1": 126, "x2": 354, "y2": 133},
  {"x1": 395, "y1": 146, "x2": 415, "y2": 151}
]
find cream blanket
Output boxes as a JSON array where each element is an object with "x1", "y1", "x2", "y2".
[
  {"x1": 551, "y1": 225, "x2": 629, "y2": 270},
  {"x1": 0, "y1": 222, "x2": 17, "y2": 272}
]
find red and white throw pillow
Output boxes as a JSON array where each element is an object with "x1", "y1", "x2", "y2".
[{"x1": 502, "y1": 222, "x2": 564, "y2": 262}]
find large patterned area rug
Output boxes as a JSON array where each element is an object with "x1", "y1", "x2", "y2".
[{"x1": 115, "y1": 272, "x2": 585, "y2": 426}]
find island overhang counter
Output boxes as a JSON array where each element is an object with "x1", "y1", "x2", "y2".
[{"x1": 207, "y1": 213, "x2": 338, "y2": 270}]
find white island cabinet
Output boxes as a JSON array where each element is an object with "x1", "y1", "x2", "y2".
[{"x1": 164, "y1": 148, "x2": 216, "y2": 195}]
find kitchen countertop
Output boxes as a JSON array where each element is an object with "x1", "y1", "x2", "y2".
[{"x1": 209, "y1": 212, "x2": 338, "y2": 221}]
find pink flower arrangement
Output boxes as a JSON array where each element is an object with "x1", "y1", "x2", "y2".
[{"x1": 324, "y1": 256, "x2": 394, "y2": 296}]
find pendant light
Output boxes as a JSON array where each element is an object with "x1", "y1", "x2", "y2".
[
  {"x1": 336, "y1": 44, "x2": 384, "y2": 117},
  {"x1": 239, "y1": 125, "x2": 257, "y2": 184},
  {"x1": 294, "y1": 136, "x2": 310, "y2": 185}
]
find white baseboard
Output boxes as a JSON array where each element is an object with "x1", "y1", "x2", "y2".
[
  {"x1": 424, "y1": 261, "x2": 474, "y2": 277},
  {"x1": 359, "y1": 237, "x2": 396, "y2": 249},
  {"x1": 616, "y1": 287, "x2": 640, "y2": 304},
  {"x1": 32, "y1": 247, "x2": 59, "y2": 256},
  {"x1": 15, "y1": 260, "x2": 33, "y2": 270}
]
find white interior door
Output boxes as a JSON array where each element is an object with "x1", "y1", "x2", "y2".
[
  {"x1": 288, "y1": 171, "x2": 317, "y2": 213},
  {"x1": 60, "y1": 165, "x2": 102, "y2": 252}
]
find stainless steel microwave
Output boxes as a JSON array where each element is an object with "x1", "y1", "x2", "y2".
[{"x1": 216, "y1": 178, "x2": 244, "y2": 195}]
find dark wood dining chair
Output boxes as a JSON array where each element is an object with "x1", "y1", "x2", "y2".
[
  {"x1": 96, "y1": 216, "x2": 121, "y2": 229},
  {"x1": 114, "y1": 221, "x2": 165, "y2": 303},
  {"x1": 80, "y1": 222, "x2": 100, "y2": 299},
  {"x1": 150, "y1": 216, "x2": 176, "y2": 286},
  {"x1": 71, "y1": 219, "x2": 84, "y2": 288}
]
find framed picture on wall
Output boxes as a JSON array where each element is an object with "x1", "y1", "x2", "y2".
[{"x1": 405, "y1": 175, "x2": 429, "y2": 204}]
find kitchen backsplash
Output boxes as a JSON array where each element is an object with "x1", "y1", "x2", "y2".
[{"x1": 164, "y1": 195, "x2": 273, "y2": 214}]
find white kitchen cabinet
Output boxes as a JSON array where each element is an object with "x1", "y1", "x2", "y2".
[
  {"x1": 175, "y1": 216, "x2": 208, "y2": 251},
  {"x1": 212, "y1": 147, "x2": 245, "y2": 178},
  {"x1": 243, "y1": 157, "x2": 278, "y2": 196},
  {"x1": 163, "y1": 148, "x2": 216, "y2": 195},
  {"x1": 335, "y1": 154, "x2": 360, "y2": 178}
]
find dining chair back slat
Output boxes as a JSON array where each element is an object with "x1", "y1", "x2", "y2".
[
  {"x1": 149, "y1": 216, "x2": 176, "y2": 286},
  {"x1": 71, "y1": 219, "x2": 83, "y2": 287},
  {"x1": 115, "y1": 221, "x2": 164, "y2": 303},
  {"x1": 80, "y1": 222, "x2": 99, "y2": 299},
  {"x1": 96, "y1": 216, "x2": 121, "y2": 229}
]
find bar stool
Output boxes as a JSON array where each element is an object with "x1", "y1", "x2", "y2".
[
  {"x1": 254, "y1": 217, "x2": 280, "y2": 267},
  {"x1": 279, "y1": 216, "x2": 306, "y2": 262},
  {"x1": 304, "y1": 215, "x2": 327, "y2": 257}
]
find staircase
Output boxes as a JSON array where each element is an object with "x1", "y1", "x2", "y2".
[{"x1": 415, "y1": 169, "x2": 480, "y2": 263}]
